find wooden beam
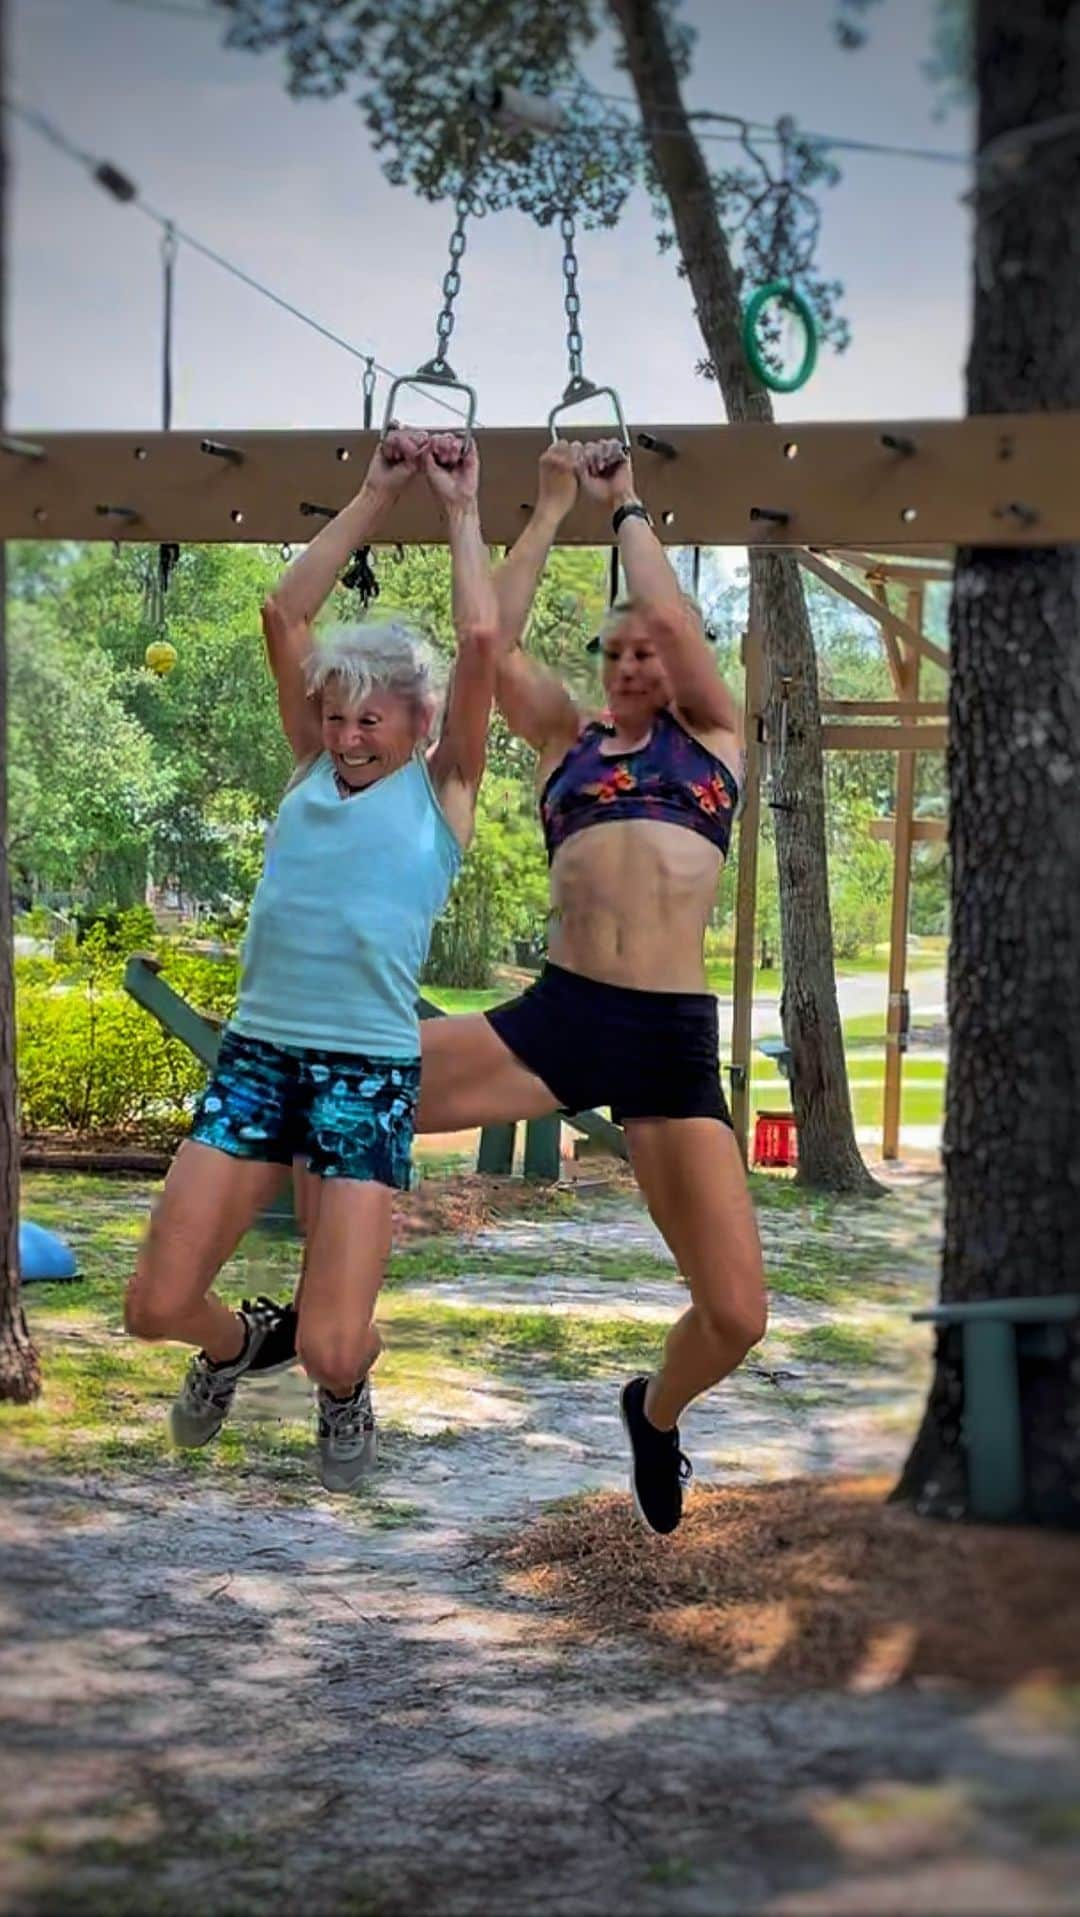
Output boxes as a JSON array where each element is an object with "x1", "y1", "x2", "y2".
[
  {"x1": 3, "y1": 413, "x2": 1080, "y2": 545},
  {"x1": 821, "y1": 549, "x2": 953, "y2": 585},
  {"x1": 868, "y1": 817, "x2": 947, "y2": 843},
  {"x1": 822, "y1": 724, "x2": 947, "y2": 752},
  {"x1": 730, "y1": 621, "x2": 764, "y2": 1160},
  {"x1": 828, "y1": 544, "x2": 954, "y2": 565},
  {"x1": 870, "y1": 576, "x2": 905, "y2": 688},
  {"x1": 799, "y1": 549, "x2": 950, "y2": 673},
  {"x1": 822, "y1": 700, "x2": 948, "y2": 718}
]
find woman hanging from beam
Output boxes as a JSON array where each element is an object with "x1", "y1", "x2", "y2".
[
  {"x1": 417, "y1": 436, "x2": 766, "y2": 1535},
  {"x1": 124, "y1": 428, "x2": 499, "y2": 1494}
]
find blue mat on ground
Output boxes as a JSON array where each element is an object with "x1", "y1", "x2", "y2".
[{"x1": 19, "y1": 1220, "x2": 79, "y2": 1283}]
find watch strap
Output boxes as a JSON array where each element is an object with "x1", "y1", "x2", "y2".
[{"x1": 612, "y1": 501, "x2": 652, "y2": 536}]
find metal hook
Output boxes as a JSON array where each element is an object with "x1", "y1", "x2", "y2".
[
  {"x1": 200, "y1": 439, "x2": 245, "y2": 465},
  {"x1": 636, "y1": 431, "x2": 678, "y2": 461},
  {"x1": 0, "y1": 435, "x2": 44, "y2": 459}
]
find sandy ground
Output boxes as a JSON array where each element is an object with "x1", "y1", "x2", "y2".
[{"x1": 3, "y1": 1175, "x2": 1080, "y2": 1916}]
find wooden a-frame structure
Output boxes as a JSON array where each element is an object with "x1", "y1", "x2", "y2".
[{"x1": 5, "y1": 410, "x2": 1078, "y2": 1161}]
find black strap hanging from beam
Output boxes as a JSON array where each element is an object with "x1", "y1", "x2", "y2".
[
  {"x1": 161, "y1": 223, "x2": 177, "y2": 435},
  {"x1": 342, "y1": 546, "x2": 379, "y2": 607},
  {"x1": 154, "y1": 225, "x2": 181, "y2": 629}
]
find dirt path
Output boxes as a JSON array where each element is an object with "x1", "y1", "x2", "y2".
[{"x1": 3, "y1": 1177, "x2": 1080, "y2": 1915}]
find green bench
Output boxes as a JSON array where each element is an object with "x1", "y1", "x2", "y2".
[{"x1": 913, "y1": 1295, "x2": 1080, "y2": 1521}]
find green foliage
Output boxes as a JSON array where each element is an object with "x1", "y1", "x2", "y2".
[
  {"x1": 15, "y1": 943, "x2": 237, "y2": 1144},
  {"x1": 17, "y1": 979, "x2": 203, "y2": 1143},
  {"x1": 8, "y1": 542, "x2": 290, "y2": 917},
  {"x1": 215, "y1": 0, "x2": 851, "y2": 354},
  {"x1": 425, "y1": 777, "x2": 549, "y2": 986},
  {"x1": 8, "y1": 598, "x2": 167, "y2": 910},
  {"x1": 835, "y1": 0, "x2": 971, "y2": 108},
  {"x1": 71, "y1": 905, "x2": 157, "y2": 955}
]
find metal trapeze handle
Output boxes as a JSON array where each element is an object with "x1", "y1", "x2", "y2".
[
  {"x1": 381, "y1": 358, "x2": 477, "y2": 449},
  {"x1": 547, "y1": 376, "x2": 629, "y2": 450}
]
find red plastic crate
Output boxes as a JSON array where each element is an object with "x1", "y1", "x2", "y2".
[{"x1": 753, "y1": 1111, "x2": 798, "y2": 1169}]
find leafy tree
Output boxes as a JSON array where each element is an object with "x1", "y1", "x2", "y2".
[{"x1": 7, "y1": 602, "x2": 167, "y2": 909}]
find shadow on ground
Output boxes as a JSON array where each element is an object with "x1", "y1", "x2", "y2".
[{"x1": 3, "y1": 1461, "x2": 1080, "y2": 1917}]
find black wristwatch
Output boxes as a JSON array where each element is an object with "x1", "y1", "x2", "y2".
[{"x1": 612, "y1": 500, "x2": 653, "y2": 536}]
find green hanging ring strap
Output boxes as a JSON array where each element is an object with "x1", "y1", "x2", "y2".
[{"x1": 742, "y1": 280, "x2": 819, "y2": 394}]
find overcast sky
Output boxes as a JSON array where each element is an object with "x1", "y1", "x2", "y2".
[{"x1": 10, "y1": 0, "x2": 973, "y2": 437}]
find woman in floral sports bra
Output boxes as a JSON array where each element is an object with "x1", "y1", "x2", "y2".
[{"x1": 419, "y1": 437, "x2": 766, "y2": 1537}]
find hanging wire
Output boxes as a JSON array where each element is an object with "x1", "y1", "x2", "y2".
[
  {"x1": 5, "y1": 96, "x2": 470, "y2": 422},
  {"x1": 548, "y1": 87, "x2": 968, "y2": 167}
]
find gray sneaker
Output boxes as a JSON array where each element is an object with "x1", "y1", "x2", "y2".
[
  {"x1": 316, "y1": 1377, "x2": 377, "y2": 1493},
  {"x1": 167, "y1": 1298, "x2": 296, "y2": 1450}
]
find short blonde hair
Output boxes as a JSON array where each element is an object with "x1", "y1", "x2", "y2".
[{"x1": 304, "y1": 619, "x2": 442, "y2": 711}]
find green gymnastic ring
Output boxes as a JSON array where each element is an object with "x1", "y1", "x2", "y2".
[{"x1": 743, "y1": 281, "x2": 819, "y2": 394}]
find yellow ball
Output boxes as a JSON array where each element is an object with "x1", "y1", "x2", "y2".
[{"x1": 145, "y1": 639, "x2": 177, "y2": 677}]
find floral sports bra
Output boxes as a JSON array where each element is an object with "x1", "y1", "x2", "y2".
[{"x1": 539, "y1": 708, "x2": 740, "y2": 866}]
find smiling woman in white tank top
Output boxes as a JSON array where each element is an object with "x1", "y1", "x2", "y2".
[{"x1": 125, "y1": 430, "x2": 499, "y2": 1494}]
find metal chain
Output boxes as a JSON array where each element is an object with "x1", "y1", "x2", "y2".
[
  {"x1": 431, "y1": 187, "x2": 474, "y2": 373},
  {"x1": 560, "y1": 206, "x2": 584, "y2": 386},
  {"x1": 362, "y1": 356, "x2": 376, "y2": 429}
]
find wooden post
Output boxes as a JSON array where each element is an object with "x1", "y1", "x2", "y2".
[
  {"x1": 477, "y1": 1124, "x2": 516, "y2": 1175},
  {"x1": 524, "y1": 1115, "x2": 562, "y2": 1182},
  {"x1": 730, "y1": 620, "x2": 764, "y2": 1159},
  {"x1": 0, "y1": 0, "x2": 41, "y2": 1401},
  {"x1": 882, "y1": 587, "x2": 923, "y2": 1160}
]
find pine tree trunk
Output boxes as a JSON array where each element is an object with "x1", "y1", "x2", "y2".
[
  {"x1": 609, "y1": 0, "x2": 879, "y2": 1194},
  {"x1": 895, "y1": 0, "x2": 1080, "y2": 1520},
  {"x1": 0, "y1": 0, "x2": 40, "y2": 1405}
]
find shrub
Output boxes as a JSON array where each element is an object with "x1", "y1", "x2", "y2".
[
  {"x1": 16, "y1": 982, "x2": 206, "y2": 1144},
  {"x1": 14, "y1": 937, "x2": 240, "y2": 1145}
]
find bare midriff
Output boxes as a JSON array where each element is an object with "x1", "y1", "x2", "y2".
[{"x1": 546, "y1": 817, "x2": 722, "y2": 993}]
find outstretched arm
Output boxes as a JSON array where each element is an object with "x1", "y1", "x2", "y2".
[
  {"x1": 425, "y1": 434, "x2": 499, "y2": 843},
  {"x1": 581, "y1": 439, "x2": 742, "y2": 740},
  {"x1": 261, "y1": 428, "x2": 427, "y2": 760},
  {"x1": 493, "y1": 441, "x2": 582, "y2": 756}
]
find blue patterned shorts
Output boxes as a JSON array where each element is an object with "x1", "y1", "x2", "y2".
[{"x1": 190, "y1": 1030, "x2": 420, "y2": 1189}]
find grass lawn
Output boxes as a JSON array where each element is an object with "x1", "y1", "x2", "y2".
[
  {"x1": 748, "y1": 1046, "x2": 945, "y2": 1131},
  {"x1": 5, "y1": 1165, "x2": 936, "y2": 1485},
  {"x1": 420, "y1": 985, "x2": 506, "y2": 1016}
]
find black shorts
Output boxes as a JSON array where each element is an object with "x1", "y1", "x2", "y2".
[{"x1": 485, "y1": 963, "x2": 732, "y2": 1127}]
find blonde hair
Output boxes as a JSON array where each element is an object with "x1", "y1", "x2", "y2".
[{"x1": 304, "y1": 618, "x2": 442, "y2": 711}]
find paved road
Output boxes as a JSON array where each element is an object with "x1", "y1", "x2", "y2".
[{"x1": 718, "y1": 967, "x2": 946, "y2": 1044}]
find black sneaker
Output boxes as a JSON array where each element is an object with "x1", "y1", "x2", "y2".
[
  {"x1": 619, "y1": 1375, "x2": 693, "y2": 1535},
  {"x1": 241, "y1": 1295, "x2": 298, "y2": 1375},
  {"x1": 167, "y1": 1297, "x2": 297, "y2": 1450}
]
